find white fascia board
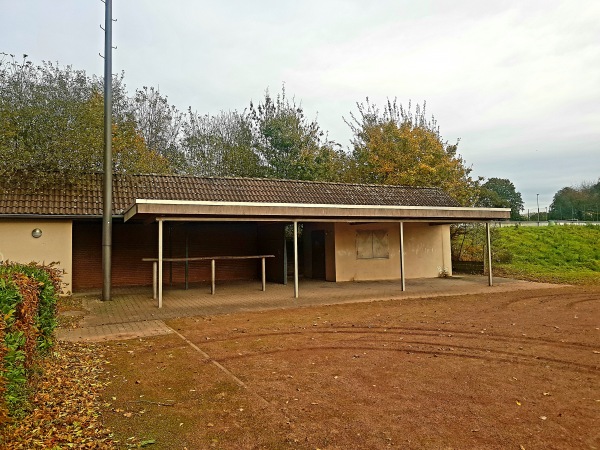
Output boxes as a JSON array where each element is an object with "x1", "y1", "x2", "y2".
[{"x1": 131, "y1": 198, "x2": 510, "y2": 214}]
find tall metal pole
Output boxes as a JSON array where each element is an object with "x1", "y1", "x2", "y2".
[
  {"x1": 536, "y1": 194, "x2": 540, "y2": 227},
  {"x1": 101, "y1": 0, "x2": 113, "y2": 301}
]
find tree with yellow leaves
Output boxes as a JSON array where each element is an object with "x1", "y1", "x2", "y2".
[{"x1": 345, "y1": 99, "x2": 481, "y2": 206}]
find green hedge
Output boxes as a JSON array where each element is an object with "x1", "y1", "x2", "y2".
[{"x1": 0, "y1": 262, "x2": 62, "y2": 420}]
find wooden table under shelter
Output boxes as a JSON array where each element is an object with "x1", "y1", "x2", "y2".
[{"x1": 143, "y1": 255, "x2": 275, "y2": 306}]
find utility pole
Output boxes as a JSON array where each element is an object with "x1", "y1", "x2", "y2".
[
  {"x1": 102, "y1": 0, "x2": 113, "y2": 301},
  {"x1": 536, "y1": 194, "x2": 540, "y2": 227}
]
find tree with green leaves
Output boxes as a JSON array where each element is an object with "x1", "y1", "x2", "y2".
[
  {"x1": 0, "y1": 54, "x2": 172, "y2": 185},
  {"x1": 249, "y1": 86, "x2": 347, "y2": 181},
  {"x1": 345, "y1": 98, "x2": 481, "y2": 205},
  {"x1": 550, "y1": 180, "x2": 600, "y2": 221},
  {"x1": 181, "y1": 109, "x2": 262, "y2": 178},
  {"x1": 478, "y1": 178, "x2": 524, "y2": 220},
  {"x1": 130, "y1": 86, "x2": 187, "y2": 172}
]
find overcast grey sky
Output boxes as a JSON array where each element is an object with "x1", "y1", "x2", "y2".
[{"x1": 2, "y1": 0, "x2": 599, "y2": 211}]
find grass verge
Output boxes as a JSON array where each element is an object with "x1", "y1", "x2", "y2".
[
  {"x1": 493, "y1": 225, "x2": 600, "y2": 285},
  {"x1": 453, "y1": 224, "x2": 600, "y2": 285}
]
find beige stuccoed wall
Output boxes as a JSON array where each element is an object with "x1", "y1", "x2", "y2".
[
  {"x1": 0, "y1": 220, "x2": 73, "y2": 292},
  {"x1": 333, "y1": 222, "x2": 402, "y2": 282},
  {"x1": 403, "y1": 223, "x2": 452, "y2": 278},
  {"x1": 332, "y1": 222, "x2": 452, "y2": 281}
]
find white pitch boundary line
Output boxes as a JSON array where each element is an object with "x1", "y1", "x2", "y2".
[{"x1": 166, "y1": 324, "x2": 270, "y2": 408}]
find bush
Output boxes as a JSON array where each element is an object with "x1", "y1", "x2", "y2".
[
  {"x1": 0, "y1": 262, "x2": 63, "y2": 420},
  {"x1": 493, "y1": 248, "x2": 513, "y2": 264}
]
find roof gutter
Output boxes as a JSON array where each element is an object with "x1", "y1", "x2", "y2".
[{"x1": 0, "y1": 214, "x2": 125, "y2": 220}]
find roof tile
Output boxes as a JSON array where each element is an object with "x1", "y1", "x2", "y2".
[{"x1": 0, "y1": 173, "x2": 461, "y2": 216}]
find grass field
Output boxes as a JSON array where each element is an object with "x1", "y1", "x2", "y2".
[
  {"x1": 454, "y1": 224, "x2": 600, "y2": 285},
  {"x1": 492, "y1": 224, "x2": 600, "y2": 285}
]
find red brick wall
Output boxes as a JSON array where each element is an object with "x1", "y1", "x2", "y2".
[
  {"x1": 72, "y1": 221, "x2": 260, "y2": 291},
  {"x1": 162, "y1": 222, "x2": 259, "y2": 286},
  {"x1": 72, "y1": 221, "x2": 157, "y2": 290}
]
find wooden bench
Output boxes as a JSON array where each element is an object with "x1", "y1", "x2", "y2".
[{"x1": 142, "y1": 255, "x2": 275, "y2": 300}]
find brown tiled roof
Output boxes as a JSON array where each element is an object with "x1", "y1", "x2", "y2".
[{"x1": 0, "y1": 173, "x2": 461, "y2": 216}]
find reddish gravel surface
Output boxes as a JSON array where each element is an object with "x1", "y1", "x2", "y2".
[{"x1": 103, "y1": 286, "x2": 599, "y2": 449}]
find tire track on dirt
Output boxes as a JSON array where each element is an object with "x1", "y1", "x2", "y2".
[
  {"x1": 331, "y1": 326, "x2": 599, "y2": 349},
  {"x1": 214, "y1": 343, "x2": 599, "y2": 375},
  {"x1": 566, "y1": 297, "x2": 600, "y2": 308},
  {"x1": 498, "y1": 292, "x2": 600, "y2": 308},
  {"x1": 199, "y1": 325, "x2": 598, "y2": 351},
  {"x1": 351, "y1": 337, "x2": 600, "y2": 373},
  {"x1": 196, "y1": 327, "x2": 599, "y2": 374}
]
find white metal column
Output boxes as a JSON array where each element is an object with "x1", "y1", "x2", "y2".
[
  {"x1": 399, "y1": 221, "x2": 406, "y2": 291},
  {"x1": 261, "y1": 257, "x2": 266, "y2": 291},
  {"x1": 293, "y1": 221, "x2": 299, "y2": 298},
  {"x1": 158, "y1": 219, "x2": 163, "y2": 308},
  {"x1": 211, "y1": 259, "x2": 216, "y2": 294},
  {"x1": 486, "y1": 222, "x2": 493, "y2": 286}
]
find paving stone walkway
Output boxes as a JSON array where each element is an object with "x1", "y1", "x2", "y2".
[{"x1": 57, "y1": 275, "x2": 563, "y2": 342}]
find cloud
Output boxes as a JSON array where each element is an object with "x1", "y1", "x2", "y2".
[{"x1": 1, "y1": 0, "x2": 598, "y2": 209}]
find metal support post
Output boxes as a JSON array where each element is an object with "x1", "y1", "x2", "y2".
[
  {"x1": 399, "y1": 222, "x2": 406, "y2": 292},
  {"x1": 211, "y1": 259, "x2": 216, "y2": 294},
  {"x1": 261, "y1": 257, "x2": 266, "y2": 291},
  {"x1": 486, "y1": 222, "x2": 493, "y2": 286},
  {"x1": 185, "y1": 231, "x2": 189, "y2": 290},
  {"x1": 152, "y1": 262, "x2": 157, "y2": 300},
  {"x1": 158, "y1": 219, "x2": 163, "y2": 308},
  {"x1": 293, "y1": 221, "x2": 299, "y2": 298}
]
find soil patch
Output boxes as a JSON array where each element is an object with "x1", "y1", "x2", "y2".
[{"x1": 102, "y1": 286, "x2": 600, "y2": 449}]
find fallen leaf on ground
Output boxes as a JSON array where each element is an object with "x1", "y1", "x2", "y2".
[{"x1": 0, "y1": 341, "x2": 117, "y2": 448}]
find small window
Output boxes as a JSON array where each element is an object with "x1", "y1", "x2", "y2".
[{"x1": 356, "y1": 230, "x2": 389, "y2": 259}]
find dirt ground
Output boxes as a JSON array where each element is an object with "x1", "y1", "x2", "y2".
[{"x1": 101, "y1": 286, "x2": 599, "y2": 449}]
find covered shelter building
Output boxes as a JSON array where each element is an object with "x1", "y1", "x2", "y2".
[{"x1": 0, "y1": 174, "x2": 510, "y2": 306}]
